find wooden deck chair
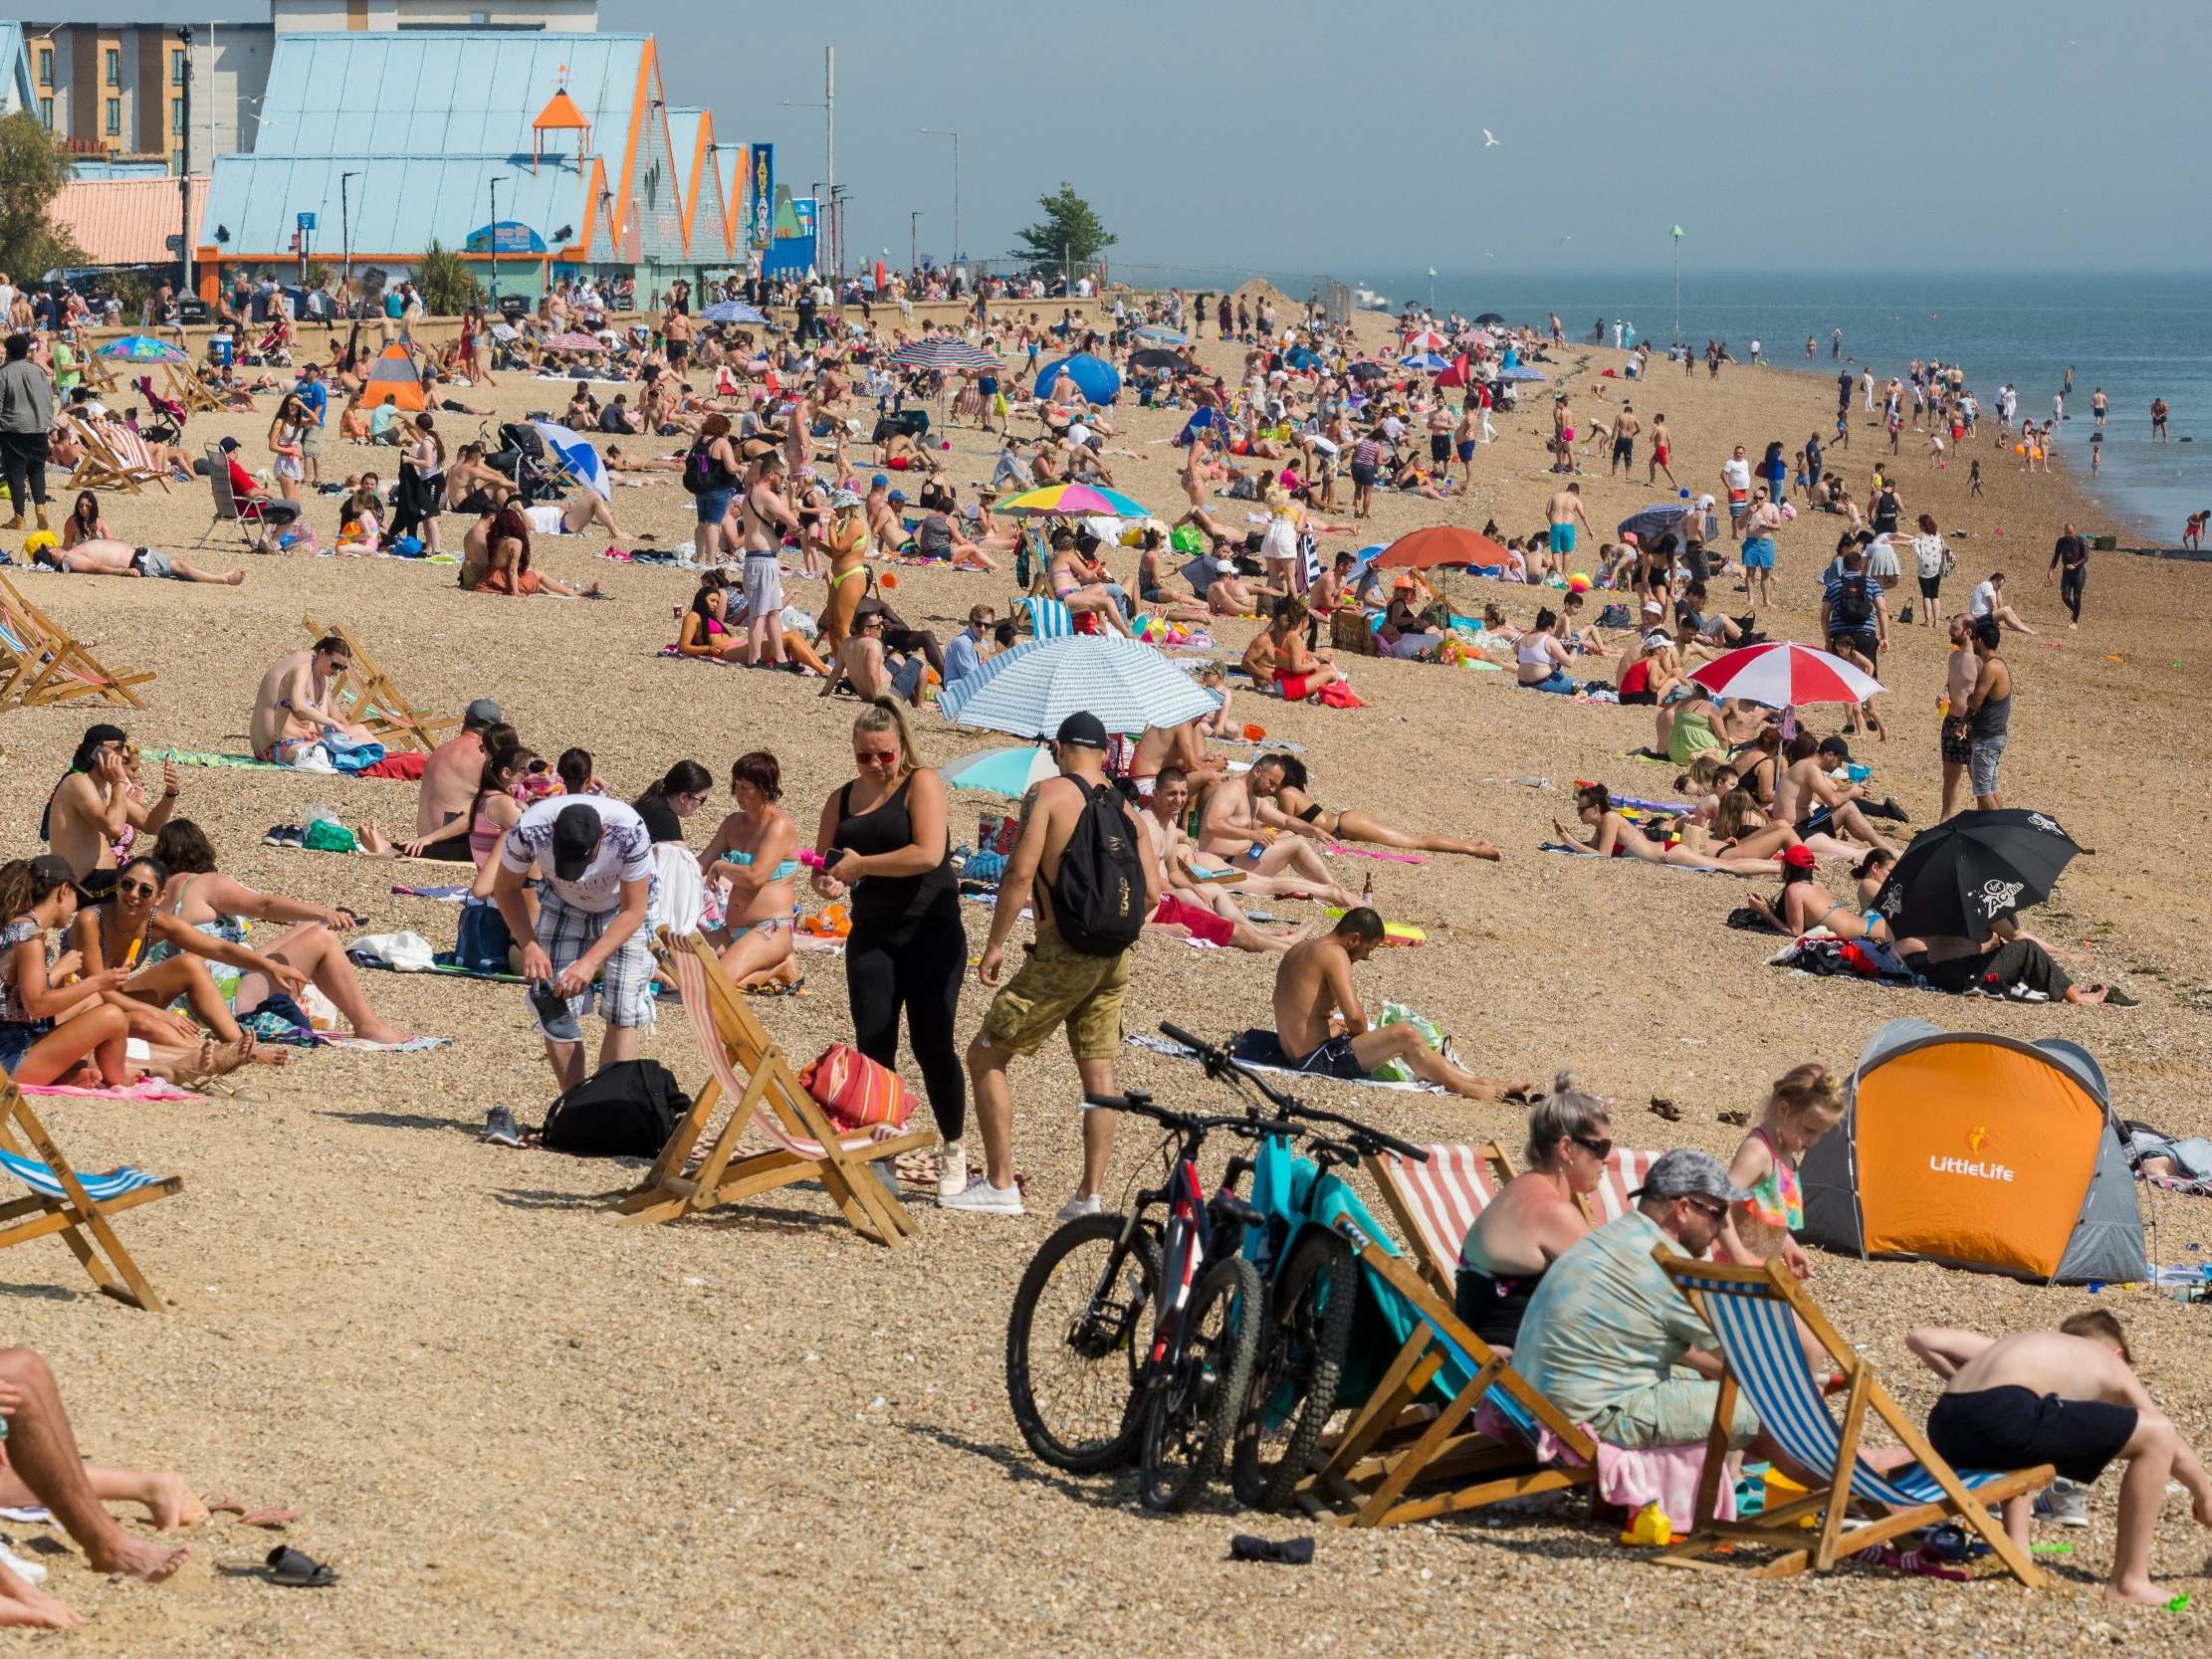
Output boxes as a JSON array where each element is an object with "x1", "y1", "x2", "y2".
[
  {"x1": 614, "y1": 931, "x2": 932, "y2": 1244},
  {"x1": 1651, "y1": 1249, "x2": 2050, "y2": 1585},
  {"x1": 162, "y1": 361, "x2": 227, "y2": 416},
  {"x1": 1295, "y1": 1212, "x2": 1600, "y2": 1528},
  {"x1": 1018, "y1": 595, "x2": 1076, "y2": 639},
  {"x1": 65, "y1": 415, "x2": 165, "y2": 496},
  {"x1": 0, "y1": 1083, "x2": 181, "y2": 1311},
  {"x1": 0, "y1": 574, "x2": 154, "y2": 710},
  {"x1": 298, "y1": 616, "x2": 459, "y2": 753}
]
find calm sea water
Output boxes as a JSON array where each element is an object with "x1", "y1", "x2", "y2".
[{"x1": 1334, "y1": 270, "x2": 2210, "y2": 541}]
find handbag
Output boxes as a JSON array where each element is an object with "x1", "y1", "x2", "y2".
[{"x1": 797, "y1": 1043, "x2": 919, "y2": 1133}]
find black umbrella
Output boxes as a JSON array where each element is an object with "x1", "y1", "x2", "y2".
[
  {"x1": 1347, "y1": 360, "x2": 1388, "y2": 381},
  {"x1": 1473, "y1": 311, "x2": 1507, "y2": 327},
  {"x1": 1128, "y1": 347, "x2": 1186, "y2": 371},
  {"x1": 1873, "y1": 809, "x2": 2084, "y2": 942}
]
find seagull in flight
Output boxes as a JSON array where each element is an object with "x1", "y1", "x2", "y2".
[{"x1": 1482, "y1": 129, "x2": 1500, "y2": 146}]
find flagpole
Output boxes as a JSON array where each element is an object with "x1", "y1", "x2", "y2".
[{"x1": 1671, "y1": 226, "x2": 1682, "y2": 343}]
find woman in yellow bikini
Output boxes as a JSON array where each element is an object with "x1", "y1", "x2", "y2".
[{"x1": 820, "y1": 489, "x2": 871, "y2": 653}]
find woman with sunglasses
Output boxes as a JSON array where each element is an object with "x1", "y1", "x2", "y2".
[
  {"x1": 811, "y1": 700, "x2": 968, "y2": 1196},
  {"x1": 1454, "y1": 1076, "x2": 1613, "y2": 1347}
]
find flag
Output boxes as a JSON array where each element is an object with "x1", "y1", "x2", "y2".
[{"x1": 1671, "y1": 225, "x2": 1684, "y2": 239}]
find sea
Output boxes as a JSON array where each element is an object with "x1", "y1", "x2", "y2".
[{"x1": 1292, "y1": 269, "x2": 2209, "y2": 543}]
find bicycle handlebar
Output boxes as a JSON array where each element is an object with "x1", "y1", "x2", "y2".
[{"x1": 1155, "y1": 1023, "x2": 1430, "y2": 1163}]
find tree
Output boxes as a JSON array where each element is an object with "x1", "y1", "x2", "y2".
[
  {"x1": 1013, "y1": 182, "x2": 1115, "y2": 274},
  {"x1": 0, "y1": 112, "x2": 84, "y2": 279},
  {"x1": 411, "y1": 239, "x2": 479, "y2": 315}
]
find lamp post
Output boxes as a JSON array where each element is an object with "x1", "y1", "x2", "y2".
[
  {"x1": 779, "y1": 46, "x2": 838, "y2": 278},
  {"x1": 910, "y1": 212, "x2": 921, "y2": 275},
  {"x1": 175, "y1": 27, "x2": 193, "y2": 297},
  {"x1": 340, "y1": 170, "x2": 360, "y2": 303},
  {"x1": 487, "y1": 174, "x2": 509, "y2": 307},
  {"x1": 916, "y1": 126, "x2": 959, "y2": 273}
]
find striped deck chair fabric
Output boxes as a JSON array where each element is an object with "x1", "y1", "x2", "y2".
[
  {"x1": 1021, "y1": 596, "x2": 1075, "y2": 639},
  {"x1": 0, "y1": 1148, "x2": 163, "y2": 1205},
  {"x1": 1376, "y1": 1142, "x2": 1672, "y2": 1294},
  {"x1": 0, "y1": 1088, "x2": 182, "y2": 1311},
  {"x1": 1653, "y1": 1251, "x2": 2051, "y2": 1584}
]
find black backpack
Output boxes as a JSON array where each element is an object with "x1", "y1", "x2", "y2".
[
  {"x1": 1833, "y1": 572, "x2": 1874, "y2": 630},
  {"x1": 1051, "y1": 781, "x2": 1147, "y2": 956},
  {"x1": 540, "y1": 1059, "x2": 691, "y2": 1157}
]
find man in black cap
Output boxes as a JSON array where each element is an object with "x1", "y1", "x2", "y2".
[
  {"x1": 490, "y1": 793, "x2": 655, "y2": 1090},
  {"x1": 43, "y1": 725, "x2": 177, "y2": 881},
  {"x1": 411, "y1": 698, "x2": 506, "y2": 859},
  {"x1": 949, "y1": 712, "x2": 1156, "y2": 1220}
]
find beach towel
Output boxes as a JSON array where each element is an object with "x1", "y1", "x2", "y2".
[
  {"x1": 144, "y1": 748, "x2": 293, "y2": 772},
  {"x1": 1322, "y1": 846, "x2": 1426, "y2": 865},
  {"x1": 357, "y1": 752, "x2": 428, "y2": 781},
  {"x1": 22, "y1": 1077, "x2": 203, "y2": 1104},
  {"x1": 1127, "y1": 1032, "x2": 1450, "y2": 1094},
  {"x1": 390, "y1": 883, "x2": 471, "y2": 901},
  {"x1": 1469, "y1": 1399, "x2": 1736, "y2": 1533},
  {"x1": 1540, "y1": 842, "x2": 1718, "y2": 870}
]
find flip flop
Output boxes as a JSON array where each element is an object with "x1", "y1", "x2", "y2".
[{"x1": 260, "y1": 1546, "x2": 337, "y2": 1587}]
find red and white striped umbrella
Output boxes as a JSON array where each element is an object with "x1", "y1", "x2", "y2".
[
  {"x1": 1402, "y1": 328, "x2": 1449, "y2": 352},
  {"x1": 1689, "y1": 640, "x2": 1883, "y2": 707}
]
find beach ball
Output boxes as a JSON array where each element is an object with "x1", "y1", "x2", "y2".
[
  {"x1": 1567, "y1": 572, "x2": 1591, "y2": 593},
  {"x1": 1678, "y1": 488, "x2": 1690, "y2": 500},
  {"x1": 2013, "y1": 444, "x2": 2026, "y2": 456},
  {"x1": 880, "y1": 571, "x2": 900, "y2": 588}
]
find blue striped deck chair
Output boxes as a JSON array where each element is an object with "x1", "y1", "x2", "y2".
[
  {"x1": 1019, "y1": 596, "x2": 1076, "y2": 640},
  {"x1": 1653, "y1": 1250, "x2": 2049, "y2": 1584},
  {"x1": 1295, "y1": 1214, "x2": 1599, "y2": 1529},
  {"x1": 0, "y1": 1088, "x2": 182, "y2": 1311}
]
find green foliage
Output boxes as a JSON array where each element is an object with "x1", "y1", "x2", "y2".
[
  {"x1": 411, "y1": 239, "x2": 479, "y2": 315},
  {"x1": 0, "y1": 112, "x2": 84, "y2": 278},
  {"x1": 1013, "y1": 182, "x2": 1115, "y2": 273}
]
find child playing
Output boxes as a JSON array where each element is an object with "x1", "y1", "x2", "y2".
[
  {"x1": 2184, "y1": 510, "x2": 2207, "y2": 551},
  {"x1": 0, "y1": 856, "x2": 133, "y2": 1087},
  {"x1": 1969, "y1": 458, "x2": 1983, "y2": 498},
  {"x1": 1718, "y1": 1062, "x2": 1844, "y2": 1278},
  {"x1": 1908, "y1": 1311, "x2": 2212, "y2": 1606}
]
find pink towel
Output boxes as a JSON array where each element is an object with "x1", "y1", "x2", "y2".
[
  {"x1": 1473, "y1": 1399, "x2": 1736, "y2": 1530},
  {"x1": 22, "y1": 1078, "x2": 204, "y2": 1104}
]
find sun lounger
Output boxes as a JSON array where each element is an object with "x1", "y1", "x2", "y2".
[
  {"x1": 298, "y1": 616, "x2": 459, "y2": 753},
  {"x1": 0, "y1": 1083, "x2": 182, "y2": 1311},
  {"x1": 613, "y1": 931, "x2": 931, "y2": 1244},
  {"x1": 1650, "y1": 1249, "x2": 2050, "y2": 1584},
  {"x1": 0, "y1": 573, "x2": 154, "y2": 710}
]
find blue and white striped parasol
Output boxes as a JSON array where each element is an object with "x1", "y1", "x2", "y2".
[
  {"x1": 889, "y1": 338, "x2": 1002, "y2": 371},
  {"x1": 700, "y1": 300, "x2": 768, "y2": 324},
  {"x1": 938, "y1": 636, "x2": 1221, "y2": 737}
]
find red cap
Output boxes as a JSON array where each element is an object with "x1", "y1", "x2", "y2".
[{"x1": 1780, "y1": 845, "x2": 1818, "y2": 870}]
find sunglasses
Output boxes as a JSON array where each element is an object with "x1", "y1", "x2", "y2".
[
  {"x1": 1684, "y1": 1197, "x2": 1731, "y2": 1221},
  {"x1": 854, "y1": 748, "x2": 900, "y2": 764},
  {"x1": 114, "y1": 880, "x2": 157, "y2": 898},
  {"x1": 1570, "y1": 1134, "x2": 1614, "y2": 1160}
]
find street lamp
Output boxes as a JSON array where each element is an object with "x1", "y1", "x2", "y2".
[
  {"x1": 340, "y1": 169, "x2": 360, "y2": 300},
  {"x1": 916, "y1": 127, "x2": 959, "y2": 272},
  {"x1": 487, "y1": 174, "x2": 511, "y2": 306}
]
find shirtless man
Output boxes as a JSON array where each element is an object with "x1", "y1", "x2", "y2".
[
  {"x1": 1647, "y1": 412, "x2": 1676, "y2": 485},
  {"x1": 1773, "y1": 734, "x2": 1896, "y2": 854},
  {"x1": 1197, "y1": 757, "x2": 1358, "y2": 905},
  {"x1": 250, "y1": 637, "x2": 371, "y2": 762},
  {"x1": 1544, "y1": 481, "x2": 1594, "y2": 572},
  {"x1": 1609, "y1": 404, "x2": 1641, "y2": 477},
  {"x1": 739, "y1": 454, "x2": 803, "y2": 667},
  {"x1": 1908, "y1": 1311, "x2": 2212, "y2": 1606},
  {"x1": 1939, "y1": 615, "x2": 1979, "y2": 820},
  {"x1": 1129, "y1": 717, "x2": 1226, "y2": 799},
  {"x1": 411, "y1": 698, "x2": 504, "y2": 859},
  {"x1": 29, "y1": 540, "x2": 242, "y2": 585},
  {"x1": 1138, "y1": 769, "x2": 1303, "y2": 955},
  {"x1": 43, "y1": 725, "x2": 176, "y2": 879},
  {"x1": 835, "y1": 610, "x2": 926, "y2": 707},
  {"x1": 1449, "y1": 400, "x2": 1480, "y2": 486},
  {"x1": 1269, "y1": 911, "x2": 1525, "y2": 1099}
]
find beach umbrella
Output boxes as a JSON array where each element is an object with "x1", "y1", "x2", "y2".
[
  {"x1": 95, "y1": 334, "x2": 188, "y2": 364},
  {"x1": 700, "y1": 300, "x2": 768, "y2": 324},
  {"x1": 996, "y1": 482, "x2": 1150, "y2": 519},
  {"x1": 939, "y1": 636, "x2": 1221, "y2": 737},
  {"x1": 541, "y1": 330, "x2": 603, "y2": 351},
  {"x1": 1346, "y1": 361, "x2": 1388, "y2": 382},
  {"x1": 1128, "y1": 347, "x2": 1186, "y2": 371},
  {"x1": 1402, "y1": 329, "x2": 1448, "y2": 352},
  {"x1": 889, "y1": 337, "x2": 1001, "y2": 371},
  {"x1": 529, "y1": 420, "x2": 611, "y2": 501},
  {"x1": 1871, "y1": 809, "x2": 2083, "y2": 943},
  {"x1": 1435, "y1": 352, "x2": 1474, "y2": 389},
  {"x1": 1473, "y1": 312, "x2": 1506, "y2": 327},
  {"x1": 1690, "y1": 641, "x2": 1883, "y2": 708},
  {"x1": 940, "y1": 742, "x2": 1057, "y2": 799},
  {"x1": 1618, "y1": 498, "x2": 1718, "y2": 545},
  {"x1": 1283, "y1": 346, "x2": 1321, "y2": 372},
  {"x1": 1496, "y1": 365, "x2": 1547, "y2": 382},
  {"x1": 1134, "y1": 324, "x2": 1189, "y2": 344},
  {"x1": 1398, "y1": 351, "x2": 1451, "y2": 372},
  {"x1": 1374, "y1": 525, "x2": 1511, "y2": 571},
  {"x1": 1032, "y1": 352, "x2": 1121, "y2": 403}
]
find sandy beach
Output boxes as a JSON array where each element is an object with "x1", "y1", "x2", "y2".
[{"x1": 3, "y1": 297, "x2": 2211, "y2": 1656}]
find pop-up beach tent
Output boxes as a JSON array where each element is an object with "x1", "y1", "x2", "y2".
[
  {"x1": 1801, "y1": 1018, "x2": 2144, "y2": 1285},
  {"x1": 349, "y1": 342, "x2": 428, "y2": 412}
]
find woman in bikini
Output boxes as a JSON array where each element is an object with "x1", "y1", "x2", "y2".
[
  {"x1": 1679, "y1": 788, "x2": 1862, "y2": 864},
  {"x1": 1259, "y1": 754, "x2": 1502, "y2": 860},
  {"x1": 1552, "y1": 784, "x2": 1782, "y2": 874},
  {"x1": 1248, "y1": 602, "x2": 1339, "y2": 701},
  {"x1": 676, "y1": 574, "x2": 749, "y2": 663},
  {"x1": 1745, "y1": 844, "x2": 1911, "y2": 944},
  {"x1": 0, "y1": 856, "x2": 134, "y2": 1087},
  {"x1": 1134, "y1": 526, "x2": 1212, "y2": 624},
  {"x1": 699, "y1": 750, "x2": 800, "y2": 991}
]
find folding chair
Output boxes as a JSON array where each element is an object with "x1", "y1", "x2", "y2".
[
  {"x1": 1651, "y1": 1249, "x2": 2050, "y2": 1585},
  {"x1": 298, "y1": 616, "x2": 459, "y2": 753},
  {"x1": 162, "y1": 362, "x2": 226, "y2": 416},
  {"x1": 0, "y1": 574, "x2": 154, "y2": 710},
  {"x1": 1296, "y1": 1213, "x2": 1599, "y2": 1528},
  {"x1": 0, "y1": 1083, "x2": 182, "y2": 1311},
  {"x1": 614, "y1": 932, "x2": 932, "y2": 1244},
  {"x1": 1017, "y1": 595, "x2": 1075, "y2": 639},
  {"x1": 196, "y1": 443, "x2": 263, "y2": 550},
  {"x1": 65, "y1": 415, "x2": 168, "y2": 496}
]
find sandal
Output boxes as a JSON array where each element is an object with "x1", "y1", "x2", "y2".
[
  {"x1": 222, "y1": 1545, "x2": 337, "y2": 1587},
  {"x1": 1648, "y1": 1096, "x2": 1683, "y2": 1124}
]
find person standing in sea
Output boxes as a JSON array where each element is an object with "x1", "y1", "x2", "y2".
[{"x1": 2151, "y1": 397, "x2": 2170, "y2": 442}]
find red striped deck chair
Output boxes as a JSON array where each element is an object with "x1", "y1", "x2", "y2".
[{"x1": 613, "y1": 931, "x2": 932, "y2": 1244}]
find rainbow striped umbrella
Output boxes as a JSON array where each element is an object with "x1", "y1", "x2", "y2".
[
  {"x1": 995, "y1": 482, "x2": 1151, "y2": 519},
  {"x1": 94, "y1": 335, "x2": 188, "y2": 364}
]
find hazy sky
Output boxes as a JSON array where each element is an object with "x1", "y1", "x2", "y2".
[{"x1": 39, "y1": 0, "x2": 2209, "y2": 274}]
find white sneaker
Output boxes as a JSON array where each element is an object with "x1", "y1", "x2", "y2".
[
  {"x1": 937, "y1": 1141, "x2": 969, "y2": 1200},
  {"x1": 1055, "y1": 1193, "x2": 1104, "y2": 1221},
  {"x1": 940, "y1": 1177, "x2": 1023, "y2": 1216}
]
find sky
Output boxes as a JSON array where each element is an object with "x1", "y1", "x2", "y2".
[{"x1": 35, "y1": 0, "x2": 2211, "y2": 275}]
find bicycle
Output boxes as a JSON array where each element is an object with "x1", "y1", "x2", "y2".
[
  {"x1": 1150, "y1": 1025, "x2": 1430, "y2": 1511},
  {"x1": 1003, "y1": 1061, "x2": 1277, "y2": 1513}
]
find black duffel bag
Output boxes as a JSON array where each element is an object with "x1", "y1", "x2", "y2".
[{"x1": 540, "y1": 1059, "x2": 691, "y2": 1158}]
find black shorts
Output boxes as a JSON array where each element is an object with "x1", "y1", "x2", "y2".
[
  {"x1": 1826, "y1": 630, "x2": 1876, "y2": 659},
  {"x1": 1612, "y1": 437, "x2": 1634, "y2": 462},
  {"x1": 419, "y1": 835, "x2": 475, "y2": 864},
  {"x1": 1430, "y1": 434, "x2": 1450, "y2": 464},
  {"x1": 1620, "y1": 689, "x2": 1658, "y2": 706},
  {"x1": 1927, "y1": 1385, "x2": 2136, "y2": 1485},
  {"x1": 1917, "y1": 574, "x2": 1941, "y2": 600},
  {"x1": 1349, "y1": 462, "x2": 1378, "y2": 489},
  {"x1": 1288, "y1": 1034, "x2": 1366, "y2": 1080},
  {"x1": 1940, "y1": 717, "x2": 1973, "y2": 765},
  {"x1": 666, "y1": 338, "x2": 689, "y2": 366}
]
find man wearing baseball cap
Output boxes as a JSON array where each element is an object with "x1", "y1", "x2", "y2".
[
  {"x1": 490, "y1": 793, "x2": 656, "y2": 1090},
  {"x1": 948, "y1": 712, "x2": 1157, "y2": 1220},
  {"x1": 410, "y1": 697, "x2": 505, "y2": 860},
  {"x1": 1511, "y1": 1148, "x2": 1768, "y2": 1453}
]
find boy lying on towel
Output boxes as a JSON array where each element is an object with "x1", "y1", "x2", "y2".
[{"x1": 1253, "y1": 910, "x2": 1529, "y2": 1101}]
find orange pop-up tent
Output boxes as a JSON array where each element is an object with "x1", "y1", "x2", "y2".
[{"x1": 348, "y1": 342, "x2": 427, "y2": 413}]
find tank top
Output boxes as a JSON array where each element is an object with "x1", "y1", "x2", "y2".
[
  {"x1": 833, "y1": 773, "x2": 957, "y2": 933},
  {"x1": 1744, "y1": 1125, "x2": 1803, "y2": 1230},
  {"x1": 1969, "y1": 682, "x2": 2011, "y2": 740}
]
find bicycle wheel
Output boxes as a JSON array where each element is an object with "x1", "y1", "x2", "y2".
[
  {"x1": 1005, "y1": 1212, "x2": 1160, "y2": 1474},
  {"x1": 1136, "y1": 1254, "x2": 1262, "y2": 1513},
  {"x1": 1231, "y1": 1228, "x2": 1359, "y2": 1511}
]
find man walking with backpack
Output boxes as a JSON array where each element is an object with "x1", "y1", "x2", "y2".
[
  {"x1": 948, "y1": 713, "x2": 1157, "y2": 1219},
  {"x1": 1821, "y1": 544, "x2": 1887, "y2": 738}
]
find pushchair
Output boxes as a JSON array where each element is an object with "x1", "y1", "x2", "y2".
[
  {"x1": 482, "y1": 420, "x2": 570, "y2": 505},
  {"x1": 132, "y1": 376, "x2": 188, "y2": 445}
]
